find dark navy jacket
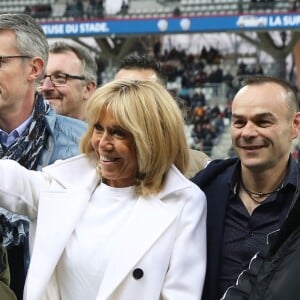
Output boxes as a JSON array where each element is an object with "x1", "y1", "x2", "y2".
[
  {"x1": 222, "y1": 171, "x2": 300, "y2": 300},
  {"x1": 192, "y1": 157, "x2": 298, "y2": 300}
]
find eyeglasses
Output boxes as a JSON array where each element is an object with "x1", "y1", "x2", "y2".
[
  {"x1": 0, "y1": 55, "x2": 32, "y2": 67},
  {"x1": 39, "y1": 72, "x2": 86, "y2": 86}
]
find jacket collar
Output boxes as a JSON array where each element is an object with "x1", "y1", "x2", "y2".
[
  {"x1": 96, "y1": 193, "x2": 177, "y2": 299},
  {"x1": 97, "y1": 165, "x2": 191, "y2": 298},
  {"x1": 230, "y1": 155, "x2": 299, "y2": 194},
  {"x1": 43, "y1": 154, "x2": 191, "y2": 198},
  {"x1": 160, "y1": 164, "x2": 195, "y2": 197},
  {"x1": 42, "y1": 153, "x2": 100, "y2": 190}
]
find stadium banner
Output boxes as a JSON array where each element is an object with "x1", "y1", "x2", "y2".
[{"x1": 41, "y1": 13, "x2": 300, "y2": 37}]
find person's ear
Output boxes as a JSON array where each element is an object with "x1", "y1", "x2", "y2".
[
  {"x1": 292, "y1": 111, "x2": 300, "y2": 139},
  {"x1": 83, "y1": 81, "x2": 97, "y2": 101},
  {"x1": 27, "y1": 56, "x2": 45, "y2": 80}
]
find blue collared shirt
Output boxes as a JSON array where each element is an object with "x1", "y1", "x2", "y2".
[{"x1": 0, "y1": 116, "x2": 32, "y2": 147}]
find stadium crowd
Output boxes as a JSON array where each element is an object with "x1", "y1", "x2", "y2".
[{"x1": 149, "y1": 45, "x2": 265, "y2": 156}]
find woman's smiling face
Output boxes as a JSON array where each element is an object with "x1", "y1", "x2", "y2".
[{"x1": 91, "y1": 108, "x2": 138, "y2": 188}]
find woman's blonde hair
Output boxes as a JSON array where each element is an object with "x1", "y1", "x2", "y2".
[{"x1": 81, "y1": 80, "x2": 189, "y2": 196}]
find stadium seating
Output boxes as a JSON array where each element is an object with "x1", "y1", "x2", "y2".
[{"x1": 0, "y1": 0, "x2": 293, "y2": 20}]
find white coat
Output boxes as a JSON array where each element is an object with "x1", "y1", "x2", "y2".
[{"x1": 0, "y1": 154, "x2": 207, "y2": 300}]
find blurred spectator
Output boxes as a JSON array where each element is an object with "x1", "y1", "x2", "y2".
[
  {"x1": 29, "y1": 4, "x2": 52, "y2": 18},
  {"x1": 24, "y1": 5, "x2": 31, "y2": 14},
  {"x1": 223, "y1": 71, "x2": 235, "y2": 98},
  {"x1": 190, "y1": 91, "x2": 206, "y2": 109},
  {"x1": 292, "y1": 0, "x2": 300, "y2": 10},
  {"x1": 64, "y1": 0, "x2": 84, "y2": 18},
  {"x1": 191, "y1": 103, "x2": 225, "y2": 155},
  {"x1": 153, "y1": 40, "x2": 162, "y2": 58},
  {"x1": 38, "y1": 40, "x2": 97, "y2": 121},
  {"x1": 250, "y1": 0, "x2": 275, "y2": 9},
  {"x1": 213, "y1": 113, "x2": 225, "y2": 136},
  {"x1": 249, "y1": 0, "x2": 258, "y2": 9},
  {"x1": 223, "y1": 101, "x2": 232, "y2": 119},
  {"x1": 86, "y1": 0, "x2": 104, "y2": 18},
  {"x1": 238, "y1": 0, "x2": 243, "y2": 13},
  {"x1": 120, "y1": 0, "x2": 129, "y2": 15},
  {"x1": 173, "y1": 7, "x2": 181, "y2": 16}
]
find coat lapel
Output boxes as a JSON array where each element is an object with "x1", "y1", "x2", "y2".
[
  {"x1": 25, "y1": 189, "x2": 91, "y2": 300},
  {"x1": 96, "y1": 195, "x2": 177, "y2": 299},
  {"x1": 25, "y1": 154, "x2": 100, "y2": 300}
]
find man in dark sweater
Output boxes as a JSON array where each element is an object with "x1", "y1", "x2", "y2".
[{"x1": 192, "y1": 75, "x2": 300, "y2": 300}]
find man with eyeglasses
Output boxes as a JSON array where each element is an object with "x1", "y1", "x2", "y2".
[
  {"x1": 0, "y1": 14, "x2": 87, "y2": 299},
  {"x1": 38, "y1": 40, "x2": 97, "y2": 121}
]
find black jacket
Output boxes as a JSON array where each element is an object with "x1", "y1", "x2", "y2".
[
  {"x1": 192, "y1": 158, "x2": 237, "y2": 300},
  {"x1": 221, "y1": 183, "x2": 300, "y2": 300},
  {"x1": 192, "y1": 157, "x2": 298, "y2": 300}
]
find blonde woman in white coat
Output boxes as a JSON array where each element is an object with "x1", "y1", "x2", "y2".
[{"x1": 0, "y1": 80, "x2": 207, "y2": 300}]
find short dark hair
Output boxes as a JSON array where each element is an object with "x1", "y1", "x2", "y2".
[
  {"x1": 117, "y1": 53, "x2": 167, "y2": 86},
  {"x1": 242, "y1": 75, "x2": 299, "y2": 113}
]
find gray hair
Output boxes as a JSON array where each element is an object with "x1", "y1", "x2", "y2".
[
  {"x1": 0, "y1": 13, "x2": 48, "y2": 79},
  {"x1": 49, "y1": 40, "x2": 97, "y2": 83}
]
